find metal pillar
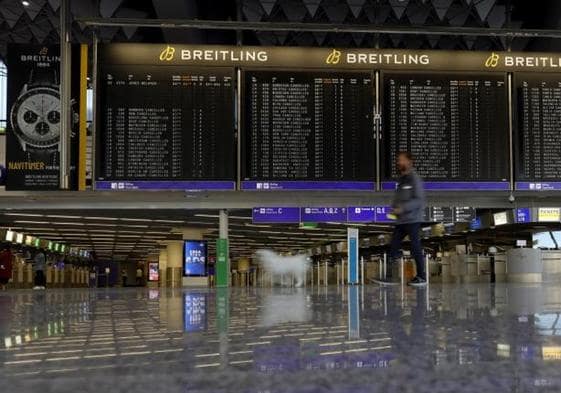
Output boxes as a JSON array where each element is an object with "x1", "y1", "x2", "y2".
[
  {"x1": 383, "y1": 253, "x2": 387, "y2": 279},
  {"x1": 360, "y1": 256, "x2": 365, "y2": 285},
  {"x1": 324, "y1": 261, "x2": 328, "y2": 286},
  {"x1": 336, "y1": 264, "x2": 341, "y2": 286},
  {"x1": 59, "y1": 0, "x2": 72, "y2": 189}
]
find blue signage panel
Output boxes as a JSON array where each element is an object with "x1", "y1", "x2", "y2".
[
  {"x1": 252, "y1": 207, "x2": 300, "y2": 223},
  {"x1": 516, "y1": 208, "x2": 532, "y2": 223},
  {"x1": 347, "y1": 228, "x2": 359, "y2": 285},
  {"x1": 374, "y1": 206, "x2": 394, "y2": 223},
  {"x1": 301, "y1": 207, "x2": 347, "y2": 222},
  {"x1": 516, "y1": 182, "x2": 561, "y2": 191},
  {"x1": 347, "y1": 206, "x2": 376, "y2": 222},
  {"x1": 183, "y1": 241, "x2": 207, "y2": 276},
  {"x1": 241, "y1": 181, "x2": 374, "y2": 191},
  {"x1": 381, "y1": 181, "x2": 510, "y2": 191},
  {"x1": 470, "y1": 217, "x2": 482, "y2": 230},
  {"x1": 95, "y1": 180, "x2": 235, "y2": 191}
]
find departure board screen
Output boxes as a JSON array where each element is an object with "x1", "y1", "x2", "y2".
[
  {"x1": 515, "y1": 73, "x2": 561, "y2": 190},
  {"x1": 95, "y1": 65, "x2": 235, "y2": 190},
  {"x1": 382, "y1": 72, "x2": 510, "y2": 191},
  {"x1": 241, "y1": 70, "x2": 375, "y2": 190}
]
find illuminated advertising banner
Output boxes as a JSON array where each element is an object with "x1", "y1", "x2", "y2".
[
  {"x1": 148, "y1": 262, "x2": 159, "y2": 282},
  {"x1": 183, "y1": 241, "x2": 207, "y2": 277},
  {"x1": 5, "y1": 44, "x2": 83, "y2": 190}
]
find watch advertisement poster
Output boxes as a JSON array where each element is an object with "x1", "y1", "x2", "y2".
[{"x1": 5, "y1": 44, "x2": 80, "y2": 190}]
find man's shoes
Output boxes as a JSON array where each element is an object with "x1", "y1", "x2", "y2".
[
  {"x1": 408, "y1": 276, "x2": 427, "y2": 287},
  {"x1": 370, "y1": 277, "x2": 400, "y2": 286}
]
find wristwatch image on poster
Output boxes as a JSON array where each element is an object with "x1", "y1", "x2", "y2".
[
  {"x1": 10, "y1": 67, "x2": 61, "y2": 162},
  {"x1": 5, "y1": 45, "x2": 80, "y2": 191}
]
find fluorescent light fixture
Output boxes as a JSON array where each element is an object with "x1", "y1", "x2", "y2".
[
  {"x1": 4, "y1": 213, "x2": 43, "y2": 217},
  {"x1": 14, "y1": 221, "x2": 50, "y2": 225}
]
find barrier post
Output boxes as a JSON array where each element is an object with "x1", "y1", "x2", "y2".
[{"x1": 360, "y1": 256, "x2": 365, "y2": 285}]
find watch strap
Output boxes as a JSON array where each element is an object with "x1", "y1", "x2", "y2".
[{"x1": 28, "y1": 67, "x2": 59, "y2": 87}]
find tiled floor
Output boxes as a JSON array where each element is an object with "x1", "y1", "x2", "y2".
[{"x1": 1, "y1": 283, "x2": 561, "y2": 392}]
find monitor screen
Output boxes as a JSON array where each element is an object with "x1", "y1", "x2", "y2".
[{"x1": 183, "y1": 241, "x2": 207, "y2": 276}]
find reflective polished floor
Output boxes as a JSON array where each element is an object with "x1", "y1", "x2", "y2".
[{"x1": 2, "y1": 283, "x2": 561, "y2": 392}]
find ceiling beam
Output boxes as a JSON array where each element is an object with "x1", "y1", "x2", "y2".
[{"x1": 76, "y1": 17, "x2": 561, "y2": 39}]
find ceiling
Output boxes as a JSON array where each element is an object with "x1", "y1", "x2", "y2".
[
  {"x1": 0, "y1": 208, "x2": 395, "y2": 261},
  {"x1": 2, "y1": 0, "x2": 561, "y2": 62}
]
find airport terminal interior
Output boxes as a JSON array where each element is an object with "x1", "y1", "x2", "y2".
[{"x1": 5, "y1": 0, "x2": 561, "y2": 392}]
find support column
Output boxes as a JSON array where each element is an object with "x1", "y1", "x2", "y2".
[
  {"x1": 216, "y1": 210, "x2": 230, "y2": 287},
  {"x1": 158, "y1": 248, "x2": 168, "y2": 287},
  {"x1": 167, "y1": 228, "x2": 205, "y2": 287},
  {"x1": 166, "y1": 241, "x2": 183, "y2": 288}
]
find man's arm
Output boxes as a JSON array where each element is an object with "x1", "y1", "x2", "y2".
[{"x1": 401, "y1": 174, "x2": 425, "y2": 213}]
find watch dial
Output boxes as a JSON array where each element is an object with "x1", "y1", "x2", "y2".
[
  {"x1": 11, "y1": 87, "x2": 61, "y2": 148},
  {"x1": 23, "y1": 110, "x2": 38, "y2": 124},
  {"x1": 47, "y1": 110, "x2": 60, "y2": 124}
]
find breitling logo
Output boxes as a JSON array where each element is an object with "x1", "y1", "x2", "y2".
[
  {"x1": 39, "y1": 47, "x2": 48, "y2": 56},
  {"x1": 325, "y1": 49, "x2": 342, "y2": 65},
  {"x1": 485, "y1": 52, "x2": 500, "y2": 68},
  {"x1": 159, "y1": 45, "x2": 176, "y2": 61}
]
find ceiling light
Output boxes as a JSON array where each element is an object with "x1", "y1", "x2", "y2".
[
  {"x1": 4, "y1": 213, "x2": 43, "y2": 217},
  {"x1": 14, "y1": 220, "x2": 49, "y2": 224},
  {"x1": 194, "y1": 214, "x2": 218, "y2": 219},
  {"x1": 22, "y1": 1, "x2": 30, "y2": 6}
]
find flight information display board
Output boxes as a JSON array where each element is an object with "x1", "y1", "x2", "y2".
[
  {"x1": 515, "y1": 73, "x2": 561, "y2": 190},
  {"x1": 241, "y1": 70, "x2": 375, "y2": 190},
  {"x1": 95, "y1": 64, "x2": 235, "y2": 190},
  {"x1": 382, "y1": 72, "x2": 510, "y2": 190}
]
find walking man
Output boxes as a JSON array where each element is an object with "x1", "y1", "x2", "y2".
[{"x1": 380, "y1": 152, "x2": 427, "y2": 287}]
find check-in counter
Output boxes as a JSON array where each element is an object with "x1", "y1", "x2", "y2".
[
  {"x1": 542, "y1": 250, "x2": 561, "y2": 282},
  {"x1": 448, "y1": 254, "x2": 506, "y2": 284},
  {"x1": 47, "y1": 266, "x2": 54, "y2": 286},
  {"x1": 506, "y1": 248, "x2": 542, "y2": 283},
  {"x1": 25, "y1": 264, "x2": 33, "y2": 288}
]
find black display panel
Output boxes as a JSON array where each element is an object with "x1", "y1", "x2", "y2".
[
  {"x1": 515, "y1": 73, "x2": 561, "y2": 190},
  {"x1": 241, "y1": 70, "x2": 375, "y2": 190},
  {"x1": 382, "y1": 72, "x2": 510, "y2": 191},
  {"x1": 96, "y1": 64, "x2": 235, "y2": 190}
]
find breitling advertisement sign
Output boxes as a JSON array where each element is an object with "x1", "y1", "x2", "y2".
[
  {"x1": 5, "y1": 44, "x2": 82, "y2": 191},
  {"x1": 101, "y1": 43, "x2": 561, "y2": 73}
]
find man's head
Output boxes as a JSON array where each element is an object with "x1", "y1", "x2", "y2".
[{"x1": 396, "y1": 151, "x2": 414, "y2": 174}]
